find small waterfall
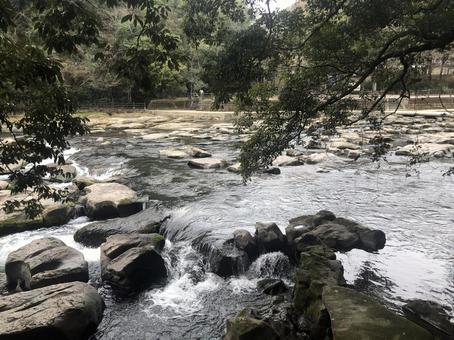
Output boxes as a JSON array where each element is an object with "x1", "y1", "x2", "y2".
[{"x1": 248, "y1": 252, "x2": 292, "y2": 279}]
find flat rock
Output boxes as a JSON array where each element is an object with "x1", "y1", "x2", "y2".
[
  {"x1": 323, "y1": 286, "x2": 432, "y2": 340},
  {"x1": 301, "y1": 152, "x2": 341, "y2": 164},
  {"x1": 0, "y1": 281, "x2": 104, "y2": 340},
  {"x1": 188, "y1": 158, "x2": 227, "y2": 169},
  {"x1": 74, "y1": 206, "x2": 169, "y2": 247},
  {"x1": 81, "y1": 182, "x2": 141, "y2": 220},
  {"x1": 272, "y1": 155, "x2": 303, "y2": 167},
  {"x1": 396, "y1": 143, "x2": 453, "y2": 158},
  {"x1": 0, "y1": 192, "x2": 75, "y2": 237},
  {"x1": 159, "y1": 146, "x2": 211, "y2": 159},
  {"x1": 5, "y1": 237, "x2": 88, "y2": 291}
]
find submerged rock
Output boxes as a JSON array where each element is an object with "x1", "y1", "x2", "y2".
[
  {"x1": 101, "y1": 234, "x2": 167, "y2": 293},
  {"x1": 227, "y1": 163, "x2": 241, "y2": 173},
  {"x1": 81, "y1": 182, "x2": 141, "y2": 220},
  {"x1": 263, "y1": 167, "x2": 281, "y2": 175},
  {"x1": 323, "y1": 286, "x2": 432, "y2": 340},
  {"x1": 225, "y1": 308, "x2": 279, "y2": 340},
  {"x1": 5, "y1": 237, "x2": 88, "y2": 291},
  {"x1": 0, "y1": 281, "x2": 104, "y2": 340},
  {"x1": 257, "y1": 278, "x2": 288, "y2": 296},
  {"x1": 255, "y1": 222, "x2": 287, "y2": 254},
  {"x1": 74, "y1": 206, "x2": 169, "y2": 248},
  {"x1": 188, "y1": 158, "x2": 228, "y2": 169},
  {"x1": 403, "y1": 300, "x2": 454, "y2": 340}
]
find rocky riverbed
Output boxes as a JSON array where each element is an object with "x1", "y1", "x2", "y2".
[{"x1": 0, "y1": 109, "x2": 453, "y2": 339}]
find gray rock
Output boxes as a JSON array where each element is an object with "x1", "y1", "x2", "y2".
[
  {"x1": 5, "y1": 237, "x2": 88, "y2": 291},
  {"x1": 198, "y1": 240, "x2": 250, "y2": 278},
  {"x1": 101, "y1": 234, "x2": 167, "y2": 294},
  {"x1": 263, "y1": 167, "x2": 281, "y2": 175},
  {"x1": 188, "y1": 158, "x2": 228, "y2": 169},
  {"x1": 0, "y1": 281, "x2": 104, "y2": 340},
  {"x1": 81, "y1": 182, "x2": 141, "y2": 220},
  {"x1": 255, "y1": 222, "x2": 287, "y2": 254},
  {"x1": 233, "y1": 229, "x2": 259, "y2": 260},
  {"x1": 48, "y1": 164, "x2": 77, "y2": 182},
  {"x1": 287, "y1": 210, "x2": 336, "y2": 243},
  {"x1": 74, "y1": 206, "x2": 169, "y2": 247}
]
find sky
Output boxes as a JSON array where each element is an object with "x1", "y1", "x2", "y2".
[{"x1": 270, "y1": 0, "x2": 296, "y2": 10}]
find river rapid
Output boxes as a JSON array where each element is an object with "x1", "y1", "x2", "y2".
[{"x1": 0, "y1": 116, "x2": 453, "y2": 339}]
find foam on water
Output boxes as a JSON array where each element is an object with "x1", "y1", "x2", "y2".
[{"x1": 0, "y1": 217, "x2": 99, "y2": 267}]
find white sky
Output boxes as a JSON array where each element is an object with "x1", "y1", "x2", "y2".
[{"x1": 270, "y1": 0, "x2": 296, "y2": 10}]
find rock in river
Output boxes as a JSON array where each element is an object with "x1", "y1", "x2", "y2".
[
  {"x1": 225, "y1": 308, "x2": 279, "y2": 340},
  {"x1": 0, "y1": 281, "x2": 104, "y2": 340},
  {"x1": 255, "y1": 222, "x2": 287, "y2": 254},
  {"x1": 81, "y1": 182, "x2": 142, "y2": 220},
  {"x1": 233, "y1": 229, "x2": 259, "y2": 261},
  {"x1": 5, "y1": 237, "x2": 88, "y2": 291},
  {"x1": 188, "y1": 158, "x2": 228, "y2": 169},
  {"x1": 159, "y1": 146, "x2": 211, "y2": 159},
  {"x1": 100, "y1": 234, "x2": 167, "y2": 293},
  {"x1": 323, "y1": 286, "x2": 432, "y2": 340},
  {"x1": 74, "y1": 206, "x2": 169, "y2": 248}
]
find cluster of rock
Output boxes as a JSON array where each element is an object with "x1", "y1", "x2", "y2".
[
  {"x1": 224, "y1": 210, "x2": 451, "y2": 340},
  {"x1": 0, "y1": 238, "x2": 104, "y2": 339},
  {"x1": 0, "y1": 180, "x2": 144, "y2": 237}
]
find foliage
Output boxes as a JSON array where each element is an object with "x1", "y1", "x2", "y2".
[
  {"x1": 0, "y1": 0, "x2": 180, "y2": 217},
  {"x1": 208, "y1": 0, "x2": 454, "y2": 179}
]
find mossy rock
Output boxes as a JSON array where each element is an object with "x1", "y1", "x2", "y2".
[
  {"x1": 323, "y1": 286, "x2": 433, "y2": 340},
  {"x1": 225, "y1": 308, "x2": 279, "y2": 340}
]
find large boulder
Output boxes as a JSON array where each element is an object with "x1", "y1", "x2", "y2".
[
  {"x1": 0, "y1": 281, "x2": 104, "y2": 340},
  {"x1": 5, "y1": 237, "x2": 88, "y2": 291},
  {"x1": 255, "y1": 222, "x2": 287, "y2": 254},
  {"x1": 225, "y1": 308, "x2": 279, "y2": 340},
  {"x1": 293, "y1": 245, "x2": 344, "y2": 327},
  {"x1": 233, "y1": 229, "x2": 259, "y2": 261},
  {"x1": 403, "y1": 300, "x2": 454, "y2": 340},
  {"x1": 286, "y1": 210, "x2": 336, "y2": 244},
  {"x1": 81, "y1": 183, "x2": 141, "y2": 220},
  {"x1": 74, "y1": 206, "x2": 169, "y2": 247},
  {"x1": 101, "y1": 234, "x2": 167, "y2": 293},
  {"x1": 304, "y1": 217, "x2": 386, "y2": 252},
  {"x1": 288, "y1": 212, "x2": 386, "y2": 252},
  {"x1": 323, "y1": 286, "x2": 432, "y2": 340}
]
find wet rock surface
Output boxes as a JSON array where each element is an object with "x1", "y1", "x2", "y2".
[
  {"x1": 225, "y1": 308, "x2": 279, "y2": 340},
  {"x1": 74, "y1": 206, "x2": 169, "y2": 247},
  {"x1": 81, "y1": 182, "x2": 141, "y2": 220},
  {"x1": 255, "y1": 222, "x2": 287, "y2": 254},
  {"x1": 0, "y1": 281, "x2": 104, "y2": 340},
  {"x1": 323, "y1": 286, "x2": 432, "y2": 340},
  {"x1": 101, "y1": 233, "x2": 167, "y2": 294},
  {"x1": 5, "y1": 237, "x2": 88, "y2": 291}
]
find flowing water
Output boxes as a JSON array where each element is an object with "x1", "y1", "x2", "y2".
[{"x1": 0, "y1": 122, "x2": 453, "y2": 338}]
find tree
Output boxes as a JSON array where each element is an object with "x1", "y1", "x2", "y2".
[
  {"x1": 207, "y1": 0, "x2": 454, "y2": 179},
  {"x1": 0, "y1": 0, "x2": 179, "y2": 217}
]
